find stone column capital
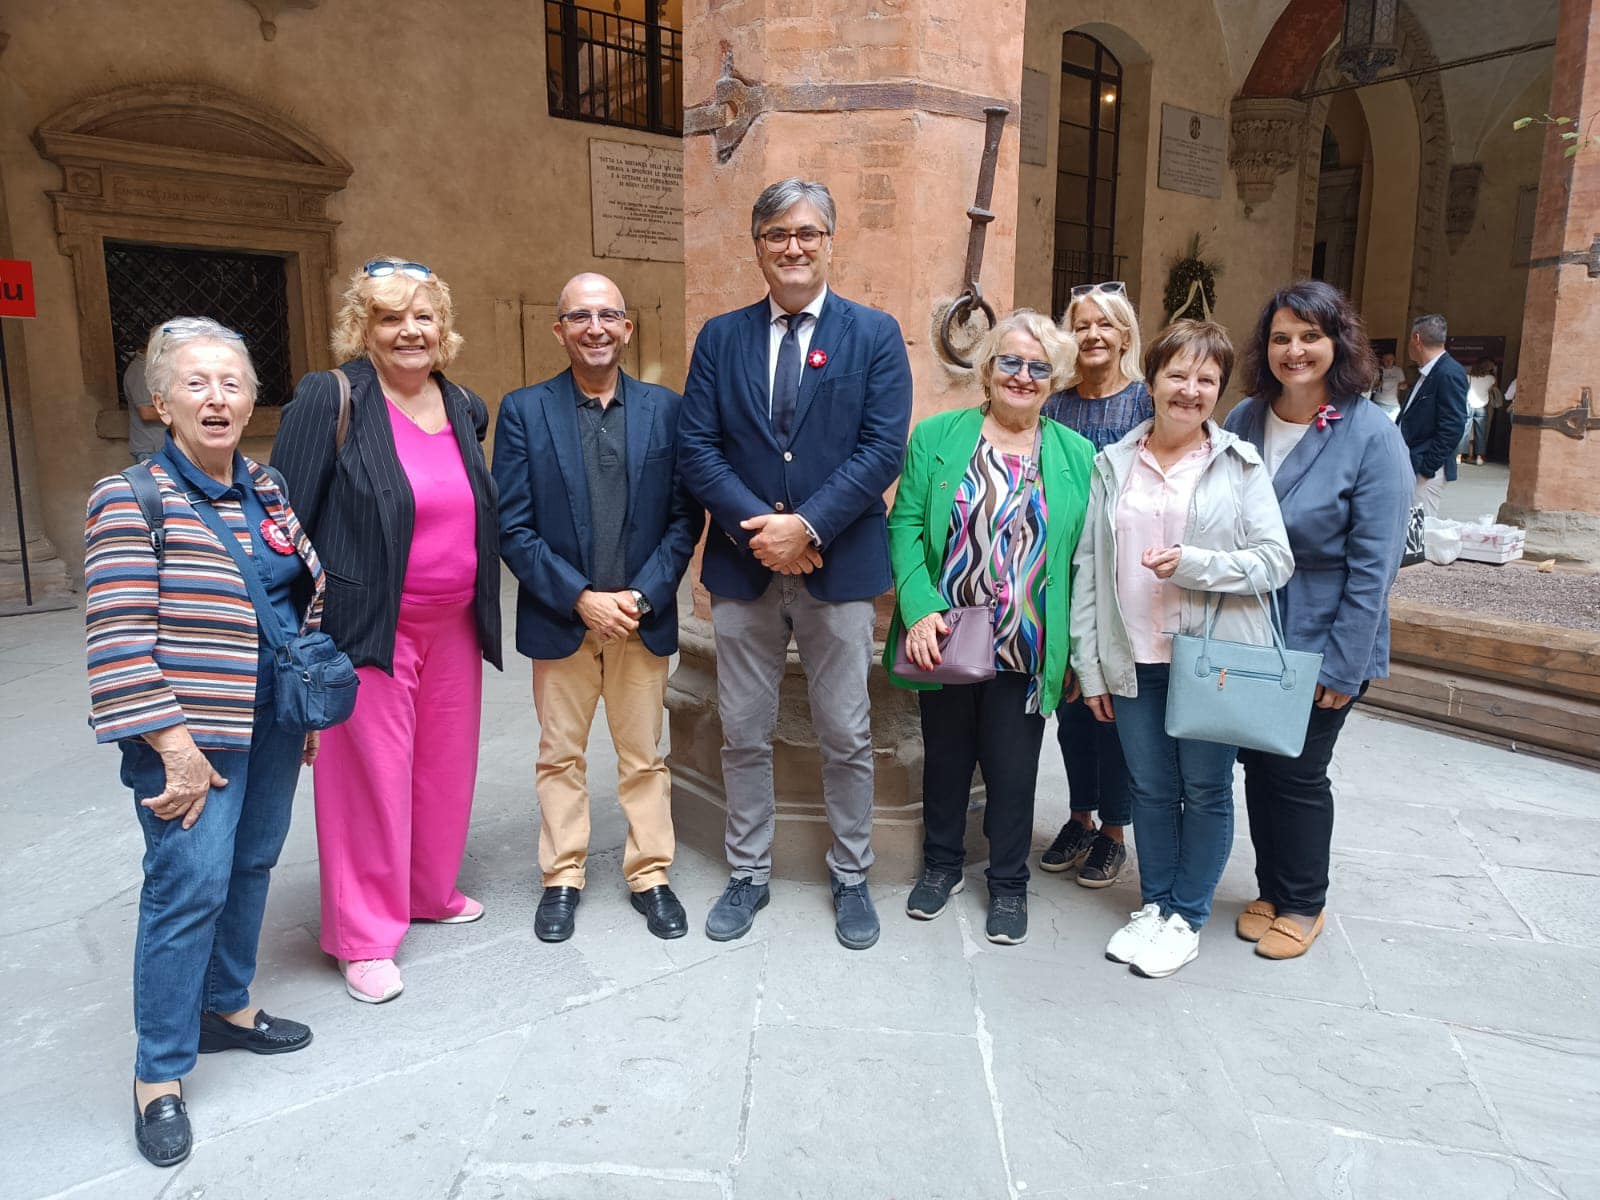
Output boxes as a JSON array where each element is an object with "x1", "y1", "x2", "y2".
[{"x1": 1228, "y1": 96, "x2": 1310, "y2": 211}]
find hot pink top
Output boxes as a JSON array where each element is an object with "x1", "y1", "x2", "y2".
[
  {"x1": 387, "y1": 399, "x2": 477, "y2": 601},
  {"x1": 1113, "y1": 438, "x2": 1209, "y2": 664}
]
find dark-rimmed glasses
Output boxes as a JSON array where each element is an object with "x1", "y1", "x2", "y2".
[
  {"x1": 758, "y1": 227, "x2": 827, "y2": 250},
  {"x1": 363, "y1": 259, "x2": 432, "y2": 281},
  {"x1": 995, "y1": 354, "x2": 1053, "y2": 381},
  {"x1": 1069, "y1": 280, "x2": 1127, "y2": 299},
  {"x1": 559, "y1": 308, "x2": 628, "y2": 328}
]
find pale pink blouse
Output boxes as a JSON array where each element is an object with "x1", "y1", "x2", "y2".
[{"x1": 1113, "y1": 439, "x2": 1210, "y2": 664}]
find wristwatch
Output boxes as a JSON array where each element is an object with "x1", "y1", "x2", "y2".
[{"x1": 630, "y1": 588, "x2": 653, "y2": 615}]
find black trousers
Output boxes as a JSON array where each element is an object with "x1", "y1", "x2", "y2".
[
  {"x1": 1055, "y1": 692, "x2": 1132, "y2": 826},
  {"x1": 1238, "y1": 685, "x2": 1365, "y2": 915},
  {"x1": 919, "y1": 672, "x2": 1045, "y2": 896}
]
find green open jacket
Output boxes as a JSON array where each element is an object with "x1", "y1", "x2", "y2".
[{"x1": 883, "y1": 405, "x2": 1096, "y2": 715}]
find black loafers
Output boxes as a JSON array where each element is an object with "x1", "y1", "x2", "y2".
[
  {"x1": 134, "y1": 1085, "x2": 191, "y2": 1168},
  {"x1": 536, "y1": 886, "x2": 582, "y2": 942},
  {"x1": 198, "y1": 1009, "x2": 312, "y2": 1056},
  {"x1": 630, "y1": 884, "x2": 688, "y2": 940}
]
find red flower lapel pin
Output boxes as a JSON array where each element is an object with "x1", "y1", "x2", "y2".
[
  {"x1": 808, "y1": 349, "x2": 828, "y2": 369},
  {"x1": 1315, "y1": 403, "x2": 1342, "y2": 431}
]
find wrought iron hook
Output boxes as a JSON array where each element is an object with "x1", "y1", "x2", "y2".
[{"x1": 938, "y1": 105, "x2": 1010, "y2": 369}]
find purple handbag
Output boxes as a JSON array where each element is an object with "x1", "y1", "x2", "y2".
[{"x1": 891, "y1": 423, "x2": 1043, "y2": 686}]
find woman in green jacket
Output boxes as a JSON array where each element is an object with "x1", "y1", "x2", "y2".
[{"x1": 885, "y1": 309, "x2": 1095, "y2": 945}]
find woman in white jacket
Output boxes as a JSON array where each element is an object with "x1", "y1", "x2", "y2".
[{"x1": 1070, "y1": 320, "x2": 1293, "y2": 979}]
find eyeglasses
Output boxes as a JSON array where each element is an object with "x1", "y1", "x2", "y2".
[
  {"x1": 1070, "y1": 280, "x2": 1127, "y2": 299},
  {"x1": 758, "y1": 227, "x2": 828, "y2": 250},
  {"x1": 995, "y1": 354, "x2": 1053, "y2": 381},
  {"x1": 363, "y1": 259, "x2": 432, "y2": 281},
  {"x1": 559, "y1": 308, "x2": 628, "y2": 327}
]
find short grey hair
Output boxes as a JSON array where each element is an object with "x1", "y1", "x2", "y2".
[
  {"x1": 144, "y1": 317, "x2": 259, "y2": 402},
  {"x1": 751, "y1": 178, "x2": 837, "y2": 240},
  {"x1": 1411, "y1": 313, "x2": 1448, "y2": 347}
]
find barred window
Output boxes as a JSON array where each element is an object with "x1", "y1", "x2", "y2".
[
  {"x1": 105, "y1": 242, "x2": 293, "y2": 407},
  {"x1": 546, "y1": 0, "x2": 683, "y2": 135}
]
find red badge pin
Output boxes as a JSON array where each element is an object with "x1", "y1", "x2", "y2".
[
  {"x1": 808, "y1": 349, "x2": 828, "y2": 369},
  {"x1": 260, "y1": 518, "x2": 296, "y2": 555},
  {"x1": 1314, "y1": 403, "x2": 1343, "y2": 431}
]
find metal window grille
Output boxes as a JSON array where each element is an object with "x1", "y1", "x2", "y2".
[
  {"x1": 1053, "y1": 32, "x2": 1123, "y2": 318},
  {"x1": 105, "y1": 242, "x2": 293, "y2": 407},
  {"x1": 546, "y1": 0, "x2": 683, "y2": 135}
]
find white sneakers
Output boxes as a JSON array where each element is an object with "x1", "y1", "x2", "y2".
[
  {"x1": 1105, "y1": 906, "x2": 1200, "y2": 978},
  {"x1": 1105, "y1": 903, "x2": 1164, "y2": 963}
]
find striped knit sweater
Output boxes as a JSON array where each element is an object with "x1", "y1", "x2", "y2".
[{"x1": 84, "y1": 458, "x2": 327, "y2": 750}]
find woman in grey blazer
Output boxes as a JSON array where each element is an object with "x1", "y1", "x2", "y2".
[{"x1": 1224, "y1": 281, "x2": 1412, "y2": 960}]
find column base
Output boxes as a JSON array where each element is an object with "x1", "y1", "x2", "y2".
[
  {"x1": 1496, "y1": 502, "x2": 1600, "y2": 568},
  {"x1": 0, "y1": 543, "x2": 76, "y2": 616},
  {"x1": 666, "y1": 617, "x2": 988, "y2": 884}
]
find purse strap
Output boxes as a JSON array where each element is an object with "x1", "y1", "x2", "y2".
[
  {"x1": 983, "y1": 421, "x2": 1045, "y2": 609},
  {"x1": 1199, "y1": 554, "x2": 1291, "y2": 672}
]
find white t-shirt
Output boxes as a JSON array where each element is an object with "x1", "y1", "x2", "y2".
[
  {"x1": 1375, "y1": 364, "x2": 1404, "y2": 405},
  {"x1": 1264, "y1": 407, "x2": 1313, "y2": 478}
]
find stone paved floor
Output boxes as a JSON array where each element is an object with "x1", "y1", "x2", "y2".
[{"x1": 4, "y1": 585, "x2": 1598, "y2": 1200}]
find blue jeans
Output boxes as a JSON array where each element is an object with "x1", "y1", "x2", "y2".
[
  {"x1": 1056, "y1": 693, "x2": 1132, "y2": 826},
  {"x1": 1111, "y1": 664, "x2": 1238, "y2": 928},
  {"x1": 122, "y1": 714, "x2": 302, "y2": 1081}
]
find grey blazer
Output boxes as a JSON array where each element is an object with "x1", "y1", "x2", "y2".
[{"x1": 1223, "y1": 394, "x2": 1413, "y2": 696}]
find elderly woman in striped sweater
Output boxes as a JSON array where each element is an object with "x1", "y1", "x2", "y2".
[{"x1": 85, "y1": 318, "x2": 327, "y2": 1169}]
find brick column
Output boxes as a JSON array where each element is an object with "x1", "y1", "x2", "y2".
[
  {"x1": 667, "y1": 0, "x2": 1026, "y2": 879},
  {"x1": 1499, "y1": 0, "x2": 1600, "y2": 564}
]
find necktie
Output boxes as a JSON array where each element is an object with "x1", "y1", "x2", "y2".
[{"x1": 772, "y1": 312, "x2": 804, "y2": 443}]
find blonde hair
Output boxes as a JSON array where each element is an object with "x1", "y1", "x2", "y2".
[
  {"x1": 1062, "y1": 289, "x2": 1143, "y2": 384},
  {"x1": 974, "y1": 309, "x2": 1077, "y2": 401},
  {"x1": 330, "y1": 256, "x2": 464, "y2": 367}
]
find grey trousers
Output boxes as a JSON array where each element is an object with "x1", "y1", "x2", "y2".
[{"x1": 711, "y1": 578, "x2": 876, "y2": 885}]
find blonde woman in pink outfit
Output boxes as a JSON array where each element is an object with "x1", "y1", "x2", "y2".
[{"x1": 272, "y1": 258, "x2": 502, "y2": 1003}]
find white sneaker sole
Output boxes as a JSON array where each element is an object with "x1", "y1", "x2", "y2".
[
  {"x1": 432, "y1": 905, "x2": 484, "y2": 925},
  {"x1": 906, "y1": 877, "x2": 965, "y2": 920},
  {"x1": 338, "y1": 960, "x2": 404, "y2": 1004},
  {"x1": 1129, "y1": 946, "x2": 1199, "y2": 979}
]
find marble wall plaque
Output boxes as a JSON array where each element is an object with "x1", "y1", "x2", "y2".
[
  {"x1": 1020, "y1": 68, "x2": 1050, "y2": 166},
  {"x1": 590, "y1": 139, "x2": 684, "y2": 263},
  {"x1": 1158, "y1": 104, "x2": 1225, "y2": 200}
]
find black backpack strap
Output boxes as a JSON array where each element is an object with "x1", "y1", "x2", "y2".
[{"x1": 120, "y1": 461, "x2": 166, "y2": 569}]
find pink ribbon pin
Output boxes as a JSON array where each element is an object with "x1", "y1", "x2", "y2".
[{"x1": 1315, "y1": 403, "x2": 1342, "y2": 431}]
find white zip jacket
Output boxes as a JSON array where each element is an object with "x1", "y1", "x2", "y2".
[{"x1": 1070, "y1": 418, "x2": 1294, "y2": 699}]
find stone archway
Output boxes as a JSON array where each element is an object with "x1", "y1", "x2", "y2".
[{"x1": 33, "y1": 83, "x2": 352, "y2": 440}]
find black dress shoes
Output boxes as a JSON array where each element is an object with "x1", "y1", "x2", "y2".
[
  {"x1": 198, "y1": 1009, "x2": 312, "y2": 1056},
  {"x1": 134, "y1": 1084, "x2": 191, "y2": 1168},
  {"x1": 630, "y1": 884, "x2": 688, "y2": 940},
  {"x1": 536, "y1": 886, "x2": 582, "y2": 942}
]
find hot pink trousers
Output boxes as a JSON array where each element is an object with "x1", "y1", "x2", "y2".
[{"x1": 314, "y1": 593, "x2": 482, "y2": 960}]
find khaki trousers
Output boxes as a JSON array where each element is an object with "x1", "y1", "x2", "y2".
[{"x1": 532, "y1": 631, "x2": 674, "y2": 891}]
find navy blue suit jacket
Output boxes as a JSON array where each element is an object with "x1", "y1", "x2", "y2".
[
  {"x1": 1398, "y1": 351, "x2": 1469, "y2": 482},
  {"x1": 678, "y1": 291, "x2": 912, "y2": 602},
  {"x1": 1225, "y1": 394, "x2": 1413, "y2": 695},
  {"x1": 493, "y1": 370, "x2": 704, "y2": 660}
]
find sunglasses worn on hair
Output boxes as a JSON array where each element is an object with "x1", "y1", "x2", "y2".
[
  {"x1": 161, "y1": 323, "x2": 244, "y2": 340},
  {"x1": 1070, "y1": 280, "x2": 1127, "y2": 299},
  {"x1": 363, "y1": 259, "x2": 432, "y2": 281},
  {"x1": 995, "y1": 354, "x2": 1053, "y2": 381},
  {"x1": 758, "y1": 227, "x2": 827, "y2": 250},
  {"x1": 559, "y1": 308, "x2": 628, "y2": 327}
]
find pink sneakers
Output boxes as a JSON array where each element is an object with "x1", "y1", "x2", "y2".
[
  {"x1": 434, "y1": 896, "x2": 484, "y2": 925},
  {"x1": 339, "y1": 958, "x2": 403, "y2": 1004}
]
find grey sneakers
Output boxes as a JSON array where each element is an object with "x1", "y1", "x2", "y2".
[
  {"x1": 831, "y1": 876, "x2": 880, "y2": 950},
  {"x1": 905, "y1": 867, "x2": 965, "y2": 920}
]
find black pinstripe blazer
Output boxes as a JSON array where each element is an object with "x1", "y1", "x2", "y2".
[{"x1": 271, "y1": 356, "x2": 503, "y2": 673}]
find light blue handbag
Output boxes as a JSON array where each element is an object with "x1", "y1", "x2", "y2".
[{"x1": 1164, "y1": 566, "x2": 1323, "y2": 758}]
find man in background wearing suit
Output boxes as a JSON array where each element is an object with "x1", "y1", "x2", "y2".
[
  {"x1": 494, "y1": 273, "x2": 704, "y2": 943},
  {"x1": 1399, "y1": 313, "x2": 1469, "y2": 517},
  {"x1": 679, "y1": 178, "x2": 913, "y2": 950}
]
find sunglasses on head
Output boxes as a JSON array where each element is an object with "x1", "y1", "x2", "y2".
[
  {"x1": 1070, "y1": 280, "x2": 1127, "y2": 299},
  {"x1": 363, "y1": 259, "x2": 432, "y2": 281},
  {"x1": 995, "y1": 354, "x2": 1053, "y2": 381}
]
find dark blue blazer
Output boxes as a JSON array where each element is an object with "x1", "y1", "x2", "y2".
[
  {"x1": 1225, "y1": 394, "x2": 1413, "y2": 696},
  {"x1": 678, "y1": 291, "x2": 913, "y2": 602},
  {"x1": 1398, "y1": 351, "x2": 1469, "y2": 482},
  {"x1": 493, "y1": 370, "x2": 704, "y2": 660}
]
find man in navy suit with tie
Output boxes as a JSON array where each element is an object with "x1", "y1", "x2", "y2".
[
  {"x1": 679, "y1": 178, "x2": 913, "y2": 950},
  {"x1": 494, "y1": 273, "x2": 704, "y2": 944},
  {"x1": 1399, "y1": 313, "x2": 1470, "y2": 517}
]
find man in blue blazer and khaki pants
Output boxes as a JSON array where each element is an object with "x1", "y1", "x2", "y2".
[
  {"x1": 1399, "y1": 313, "x2": 1469, "y2": 517},
  {"x1": 679, "y1": 178, "x2": 913, "y2": 950},
  {"x1": 494, "y1": 273, "x2": 704, "y2": 943}
]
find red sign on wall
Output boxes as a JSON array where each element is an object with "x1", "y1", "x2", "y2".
[{"x1": 0, "y1": 259, "x2": 37, "y2": 319}]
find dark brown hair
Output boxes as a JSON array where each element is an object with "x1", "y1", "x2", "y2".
[
  {"x1": 1243, "y1": 279, "x2": 1379, "y2": 402},
  {"x1": 1143, "y1": 320, "x2": 1236, "y2": 394}
]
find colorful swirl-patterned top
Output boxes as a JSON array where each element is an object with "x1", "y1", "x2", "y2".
[{"x1": 937, "y1": 438, "x2": 1050, "y2": 712}]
